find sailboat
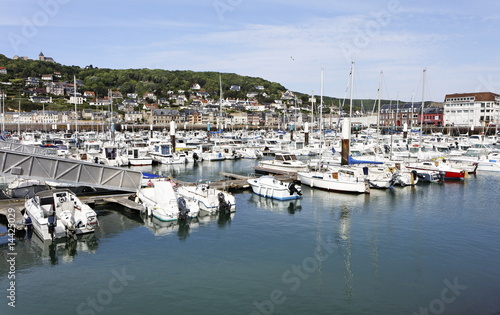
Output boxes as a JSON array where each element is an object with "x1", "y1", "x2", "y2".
[{"x1": 298, "y1": 64, "x2": 370, "y2": 194}]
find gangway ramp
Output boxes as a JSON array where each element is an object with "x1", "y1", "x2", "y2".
[{"x1": 0, "y1": 141, "x2": 142, "y2": 192}]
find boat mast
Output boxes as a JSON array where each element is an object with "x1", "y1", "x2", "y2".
[
  {"x1": 1, "y1": 89, "x2": 4, "y2": 135},
  {"x1": 341, "y1": 62, "x2": 354, "y2": 165},
  {"x1": 74, "y1": 75, "x2": 78, "y2": 136},
  {"x1": 376, "y1": 71, "x2": 382, "y2": 145},
  {"x1": 320, "y1": 68, "x2": 324, "y2": 137},
  {"x1": 349, "y1": 62, "x2": 354, "y2": 119},
  {"x1": 419, "y1": 69, "x2": 426, "y2": 150}
]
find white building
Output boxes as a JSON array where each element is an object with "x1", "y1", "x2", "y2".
[
  {"x1": 231, "y1": 112, "x2": 248, "y2": 125},
  {"x1": 444, "y1": 92, "x2": 500, "y2": 127},
  {"x1": 69, "y1": 96, "x2": 84, "y2": 105}
]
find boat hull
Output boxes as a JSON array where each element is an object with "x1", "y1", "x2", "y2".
[
  {"x1": 247, "y1": 176, "x2": 302, "y2": 200},
  {"x1": 297, "y1": 172, "x2": 369, "y2": 194}
]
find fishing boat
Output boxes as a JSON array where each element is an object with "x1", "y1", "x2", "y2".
[
  {"x1": 255, "y1": 152, "x2": 309, "y2": 175},
  {"x1": 24, "y1": 189, "x2": 99, "y2": 241},
  {"x1": 176, "y1": 181, "x2": 235, "y2": 215},
  {"x1": 136, "y1": 181, "x2": 199, "y2": 222},
  {"x1": 247, "y1": 175, "x2": 302, "y2": 200}
]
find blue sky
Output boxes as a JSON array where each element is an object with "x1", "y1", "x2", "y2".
[{"x1": 1, "y1": 0, "x2": 500, "y2": 101}]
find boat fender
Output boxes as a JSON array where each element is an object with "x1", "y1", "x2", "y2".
[{"x1": 363, "y1": 167, "x2": 369, "y2": 176}]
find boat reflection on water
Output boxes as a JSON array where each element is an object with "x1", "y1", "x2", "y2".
[
  {"x1": 26, "y1": 229, "x2": 99, "y2": 265},
  {"x1": 141, "y1": 214, "x2": 199, "y2": 240},
  {"x1": 248, "y1": 194, "x2": 302, "y2": 214},
  {"x1": 197, "y1": 211, "x2": 235, "y2": 229}
]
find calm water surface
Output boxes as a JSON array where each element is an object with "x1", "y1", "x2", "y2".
[{"x1": 1, "y1": 158, "x2": 500, "y2": 315}]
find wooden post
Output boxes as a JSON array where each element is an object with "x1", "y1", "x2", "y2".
[{"x1": 341, "y1": 118, "x2": 350, "y2": 166}]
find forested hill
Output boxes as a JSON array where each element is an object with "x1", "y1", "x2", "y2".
[{"x1": 0, "y1": 54, "x2": 286, "y2": 102}]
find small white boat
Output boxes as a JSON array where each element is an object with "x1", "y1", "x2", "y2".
[
  {"x1": 137, "y1": 181, "x2": 199, "y2": 221},
  {"x1": 2, "y1": 178, "x2": 49, "y2": 199},
  {"x1": 255, "y1": 152, "x2": 309, "y2": 175},
  {"x1": 149, "y1": 143, "x2": 187, "y2": 164},
  {"x1": 176, "y1": 181, "x2": 235, "y2": 215},
  {"x1": 247, "y1": 175, "x2": 302, "y2": 200},
  {"x1": 25, "y1": 189, "x2": 99, "y2": 241},
  {"x1": 126, "y1": 142, "x2": 153, "y2": 166},
  {"x1": 297, "y1": 167, "x2": 370, "y2": 194}
]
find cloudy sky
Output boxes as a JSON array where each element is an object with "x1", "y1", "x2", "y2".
[{"x1": 1, "y1": 0, "x2": 500, "y2": 101}]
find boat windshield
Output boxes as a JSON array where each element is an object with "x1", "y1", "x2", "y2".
[{"x1": 464, "y1": 149, "x2": 481, "y2": 157}]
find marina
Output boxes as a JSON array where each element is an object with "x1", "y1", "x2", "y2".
[{"x1": 1, "y1": 151, "x2": 500, "y2": 314}]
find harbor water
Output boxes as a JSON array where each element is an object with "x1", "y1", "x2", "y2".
[{"x1": 1, "y1": 158, "x2": 500, "y2": 315}]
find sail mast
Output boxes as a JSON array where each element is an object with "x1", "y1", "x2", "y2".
[
  {"x1": 419, "y1": 69, "x2": 426, "y2": 148},
  {"x1": 376, "y1": 71, "x2": 382, "y2": 144},
  {"x1": 74, "y1": 75, "x2": 78, "y2": 135}
]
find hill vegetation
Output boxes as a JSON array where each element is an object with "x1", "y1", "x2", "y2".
[{"x1": 0, "y1": 54, "x2": 391, "y2": 114}]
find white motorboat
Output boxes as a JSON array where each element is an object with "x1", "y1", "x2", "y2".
[
  {"x1": 176, "y1": 181, "x2": 235, "y2": 215},
  {"x1": 149, "y1": 143, "x2": 187, "y2": 164},
  {"x1": 237, "y1": 147, "x2": 263, "y2": 159},
  {"x1": 24, "y1": 189, "x2": 99, "y2": 241},
  {"x1": 448, "y1": 148, "x2": 500, "y2": 172},
  {"x1": 247, "y1": 175, "x2": 302, "y2": 200},
  {"x1": 255, "y1": 152, "x2": 309, "y2": 175},
  {"x1": 2, "y1": 178, "x2": 49, "y2": 199},
  {"x1": 126, "y1": 141, "x2": 153, "y2": 166},
  {"x1": 297, "y1": 167, "x2": 370, "y2": 194},
  {"x1": 137, "y1": 181, "x2": 199, "y2": 222}
]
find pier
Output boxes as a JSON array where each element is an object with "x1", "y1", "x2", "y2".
[
  {"x1": 0, "y1": 169, "x2": 292, "y2": 229},
  {"x1": 0, "y1": 141, "x2": 142, "y2": 193}
]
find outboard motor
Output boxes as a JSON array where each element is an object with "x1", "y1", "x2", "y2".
[
  {"x1": 218, "y1": 192, "x2": 231, "y2": 214},
  {"x1": 389, "y1": 172, "x2": 399, "y2": 187},
  {"x1": 25, "y1": 216, "x2": 33, "y2": 239},
  {"x1": 48, "y1": 215, "x2": 57, "y2": 240},
  {"x1": 411, "y1": 170, "x2": 426, "y2": 180},
  {"x1": 287, "y1": 181, "x2": 302, "y2": 196},
  {"x1": 193, "y1": 152, "x2": 199, "y2": 161},
  {"x1": 177, "y1": 197, "x2": 190, "y2": 220}
]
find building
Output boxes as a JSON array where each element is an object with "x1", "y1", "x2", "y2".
[
  {"x1": 231, "y1": 112, "x2": 248, "y2": 125},
  {"x1": 146, "y1": 109, "x2": 179, "y2": 125},
  {"x1": 124, "y1": 111, "x2": 143, "y2": 123},
  {"x1": 420, "y1": 107, "x2": 444, "y2": 126},
  {"x1": 38, "y1": 52, "x2": 56, "y2": 63},
  {"x1": 0, "y1": 67, "x2": 7, "y2": 74},
  {"x1": 380, "y1": 103, "x2": 422, "y2": 127},
  {"x1": 443, "y1": 92, "x2": 500, "y2": 127}
]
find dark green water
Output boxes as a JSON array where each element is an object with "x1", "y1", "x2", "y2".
[{"x1": 1, "y1": 159, "x2": 500, "y2": 315}]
